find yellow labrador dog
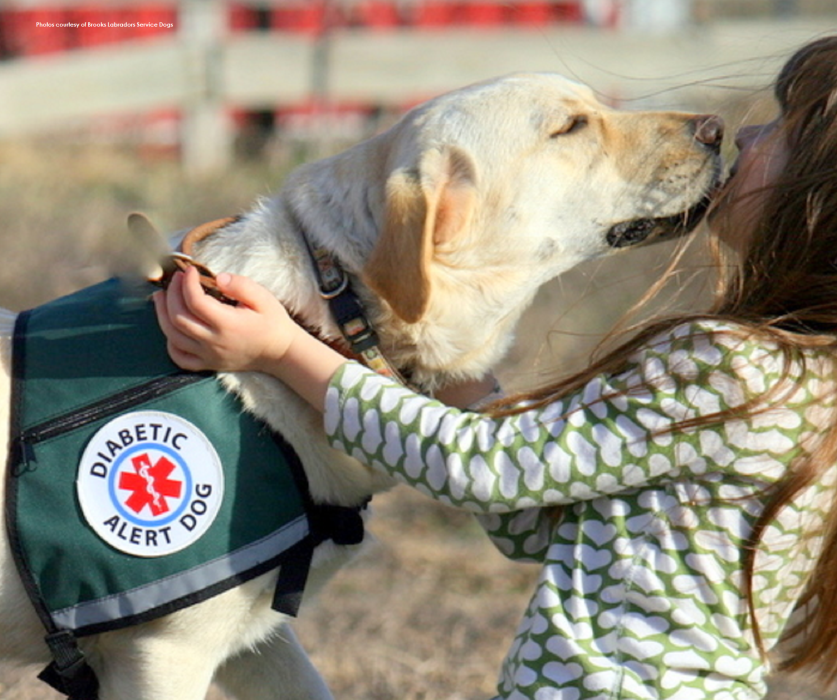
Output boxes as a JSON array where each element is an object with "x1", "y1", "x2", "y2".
[{"x1": 0, "y1": 73, "x2": 722, "y2": 700}]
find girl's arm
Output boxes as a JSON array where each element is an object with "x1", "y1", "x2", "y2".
[{"x1": 319, "y1": 333, "x2": 792, "y2": 515}]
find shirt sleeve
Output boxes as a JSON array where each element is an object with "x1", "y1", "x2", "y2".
[{"x1": 323, "y1": 322, "x2": 805, "y2": 516}]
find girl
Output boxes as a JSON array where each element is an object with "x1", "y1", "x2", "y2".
[{"x1": 156, "y1": 37, "x2": 837, "y2": 700}]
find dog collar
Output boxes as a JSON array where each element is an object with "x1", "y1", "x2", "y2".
[{"x1": 298, "y1": 234, "x2": 411, "y2": 386}]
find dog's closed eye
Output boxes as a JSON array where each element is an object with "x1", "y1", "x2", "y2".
[{"x1": 549, "y1": 115, "x2": 589, "y2": 138}]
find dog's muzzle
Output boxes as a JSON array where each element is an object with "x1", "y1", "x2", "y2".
[{"x1": 606, "y1": 191, "x2": 715, "y2": 249}]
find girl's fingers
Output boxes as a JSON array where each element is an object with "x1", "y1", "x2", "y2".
[
  {"x1": 214, "y1": 272, "x2": 274, "y2": 312},
  {"x1": 178, "y1": 266, "x2": 241, "y2": 326},
  {"x1": 165, "y1": 341, "x2": 209, "y2": 372},
  {"x1": 153, "y1": 287, "x2": 211, "y2": 358},
  {"x1": 178, "y1": 265, "x2": 213, "y2": 319},
  {"x1": 164, "y1": 271, "x2": 216, "y2": 336}
]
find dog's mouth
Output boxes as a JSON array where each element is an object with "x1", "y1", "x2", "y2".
[{"x1": 606, "y1": 191, "x2": 715, "y2": 249}]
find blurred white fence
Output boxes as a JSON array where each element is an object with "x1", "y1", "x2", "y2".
[{"x1": 0, "y1": 0, "x2": 832, "y2": 173}]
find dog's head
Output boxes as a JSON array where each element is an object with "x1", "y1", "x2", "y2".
[
  {"x1": 362, "y1": 74, "x2": 721, "y2": 330},
  {"x1": 276, "y1": 73, "x2": 723, "y2": 386}
]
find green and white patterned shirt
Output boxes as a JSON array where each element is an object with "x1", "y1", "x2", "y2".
[{"x1": 323, "y1": 321, "x2": 836, "y2": 699}]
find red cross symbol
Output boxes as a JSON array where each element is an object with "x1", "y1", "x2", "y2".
[{"x1": 118, "y1": 453, "x2": 184, "y2": 516}]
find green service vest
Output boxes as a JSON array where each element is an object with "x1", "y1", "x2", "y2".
[{"x1": 6, "y1": 278, "x2": 366, "y2": 699}]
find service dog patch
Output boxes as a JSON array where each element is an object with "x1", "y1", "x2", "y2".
[{"x1": 77, "y1": 411, "x2": 224, "y2": 557}]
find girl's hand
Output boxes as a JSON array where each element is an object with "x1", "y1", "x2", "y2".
[
  {"x1": 154, "y1": 265, "x2": 348, "y2": 412},
  {"x1": 153, "y1": 265, "x2": 300, "y2": 374}
]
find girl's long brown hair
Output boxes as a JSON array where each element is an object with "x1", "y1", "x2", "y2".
[{"x1": 493, "y1": 36, "x2": 837, "y2": 682}]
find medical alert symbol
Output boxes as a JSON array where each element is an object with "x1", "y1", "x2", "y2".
[
  {"x1": 121, "y1": 452, "x2": 182, "y2": 516},
  {"x1": 77, "y1": 411, "x2": 224, "y2": 557}
]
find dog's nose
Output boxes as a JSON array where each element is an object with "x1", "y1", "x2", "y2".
[{"x1": 692, "y1": 115, "x2": 725, "y2": 148}]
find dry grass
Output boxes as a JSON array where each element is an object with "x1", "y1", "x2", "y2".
[
  {"x1": 0, "y1": 140, "x2": 286, "y2": 310},
  {"x1": 0, "y1": 141, "x2": 832, "y2": 700},
  {"x1": 295, "y1": 489, "x2": 535, "y2": 700}
]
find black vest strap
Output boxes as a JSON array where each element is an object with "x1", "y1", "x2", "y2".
[{"x1": 38, "y1": 631, "x2": 99, "y2": 700}]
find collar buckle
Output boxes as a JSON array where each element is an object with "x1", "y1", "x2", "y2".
[{"x1": 300, "y1": 231, "x2": 412, "y2": 387}]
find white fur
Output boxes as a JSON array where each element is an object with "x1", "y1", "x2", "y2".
[{"x1": 0, "y1": 74, "x2": 721, "y2": 699}]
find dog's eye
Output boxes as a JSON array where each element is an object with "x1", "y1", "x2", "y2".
[{"x1": 549, "y1": 115, "x2": 588, "y2": 138}]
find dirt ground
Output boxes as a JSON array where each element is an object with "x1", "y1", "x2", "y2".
[{"x1": 0, "y1": 141, "x2": 834, "y2": 699}]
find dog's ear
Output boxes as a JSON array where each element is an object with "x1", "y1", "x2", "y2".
[
  {"x1": 125, "y1": 212, "x2": 170, "y2": 280},
  {"x1": 363, "y1": 146, "x2": 476, "y2": 323}
]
